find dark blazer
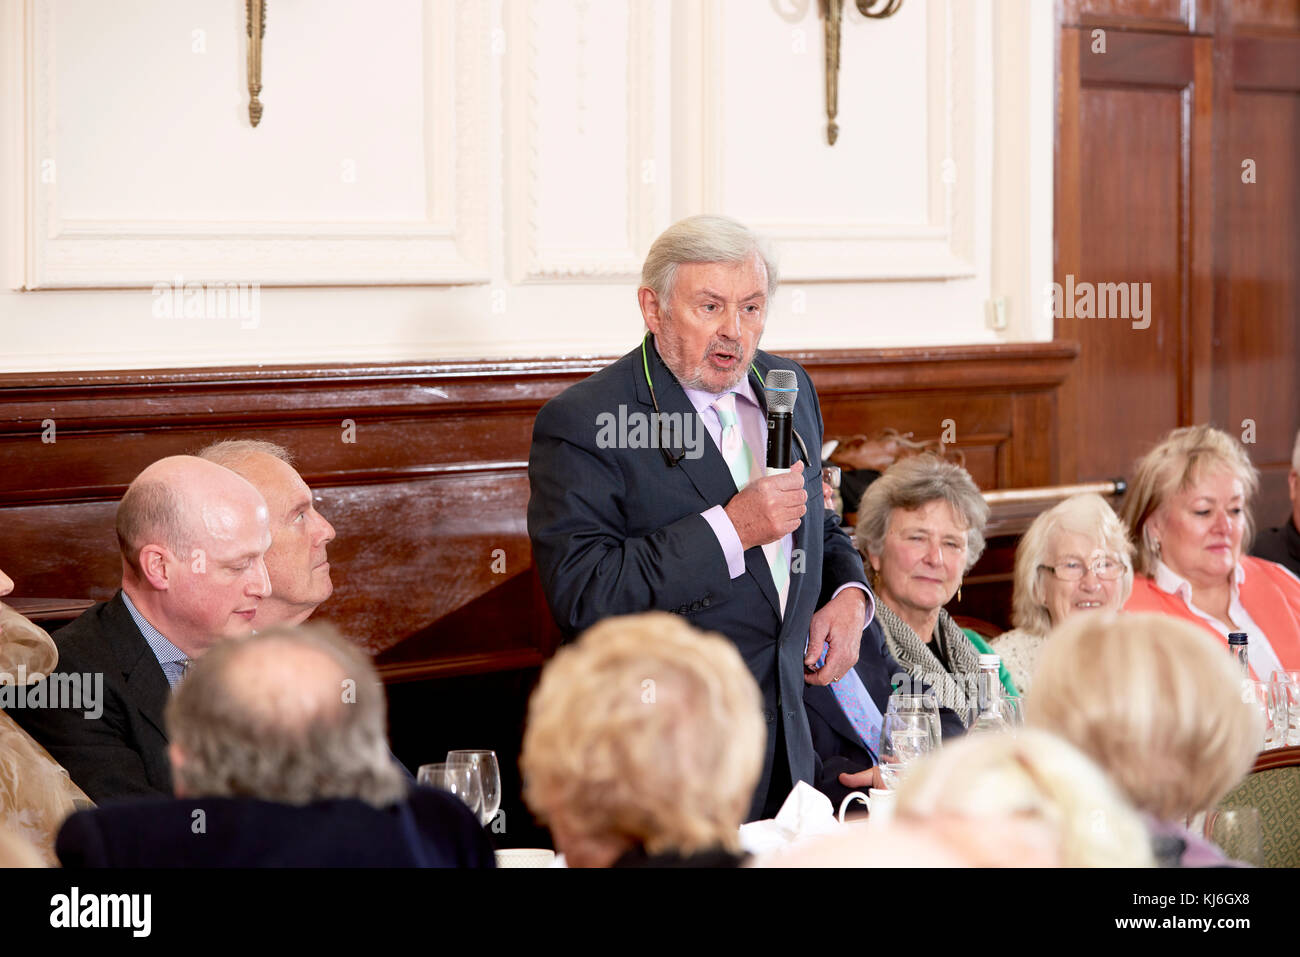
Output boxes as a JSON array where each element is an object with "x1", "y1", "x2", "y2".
[
  {"x1": 805, "y1": 616, "x2": 965, "y2": 808},
  {"x1": 1252, "y1": 516, "x2": 1300, "y2": 580},
  {"x1": 56, "y1": 786, "x2": 496, "y2": 868},
  {"x1": 6, "y1": 590, "x2": 172, "y2": 803},
  {"x1": 527, "y1": 337, "x2": 868, "y2": 820}
]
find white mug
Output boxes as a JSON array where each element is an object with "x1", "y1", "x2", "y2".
[
  {"x1": 837, "y1": 787, "x2": 896, "y2": 824},
  {"x1": 867, "y1": 787, "x2": 896, "y2": 823},
  {"x1": 838, "y1": 790, "x2": 869, "y2": 823}
]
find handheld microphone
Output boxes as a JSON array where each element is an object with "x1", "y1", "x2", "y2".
[{"x1": 764, "y1": 369, "x2": 798, "y2": 475}]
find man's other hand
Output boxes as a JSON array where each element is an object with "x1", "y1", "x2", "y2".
[
  {"x1": 724, "y1": 460, "x2": 807, "y2": 551},
  {"x1": 804, "y1": 587, "x2": 865, "y2": 686}
]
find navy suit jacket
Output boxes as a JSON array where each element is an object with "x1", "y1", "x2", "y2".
[
  {"x1": 56, "y1": 787, "x2": 496, "y2": 868},
  {"x1": 7, "y1": 591, "x2": 172, "y2": 803},
  {"x1": 1252, "y1": 517, "x2": 1300, "y2": 580},
  {"x1": 527, "y1": 337, "x2": 868, "y2": 820},
  {"x1": 805, "y1": 615, "x2": 965, "y2": 808}
]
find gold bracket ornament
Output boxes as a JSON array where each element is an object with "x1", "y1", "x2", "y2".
[
  {"x1": 822, "y1": 0, "x2": 904, "y2": 145},
  {"x1": 246, "y1": 0, "x2": 266, "y2": 127}
]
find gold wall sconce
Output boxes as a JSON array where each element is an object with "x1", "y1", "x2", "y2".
[
  {"x1": 246, "y1": 0, "x2": 266, "y2": 127},
  {"x1": 823, "y1": 0, "x2": 904, "y2": 145}
]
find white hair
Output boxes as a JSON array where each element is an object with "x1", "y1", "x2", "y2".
[{"x1": 641, "y1": 215, "x2": 779, "y2": 313}]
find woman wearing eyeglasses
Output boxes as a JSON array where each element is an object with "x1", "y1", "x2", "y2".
[{"x1": 991, "y1": 494, "x2": 1135, "y2": 693}]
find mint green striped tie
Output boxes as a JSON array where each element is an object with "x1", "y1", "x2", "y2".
[{"x1": 713, "y1": 392, "x2": 789, "y2": 616}]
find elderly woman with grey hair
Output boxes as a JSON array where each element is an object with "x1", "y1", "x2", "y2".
[
  {"x1": 854, "y1": 455, "x2": 1016, "y2": 724},
  {"x1": 991, "y1": 493, "x2": 1134, "y2": 693}
]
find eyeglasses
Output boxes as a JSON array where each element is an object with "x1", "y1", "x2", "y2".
[{"x1": 1037, "y1": 556, "x2": 1126, "y2": 581}]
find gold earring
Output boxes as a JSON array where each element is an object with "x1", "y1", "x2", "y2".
[{"x1": 957, "y1": 585, "x2": 963, "y2": 602}]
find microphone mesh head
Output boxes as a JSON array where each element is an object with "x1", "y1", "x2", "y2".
[{"x1": 764, "y1": 369, "x2": 798, "y2": 414}]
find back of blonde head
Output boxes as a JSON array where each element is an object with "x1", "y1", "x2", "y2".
[
  {"x1": 522, "y1": 612, "x2": 765, "y2": 856},
  {"x1": 892, "y1": 727, "x2": 1153, "y2": 867},
  {"x1": 1030, "y1": 611, "x2": 1261, "y2": 821}
]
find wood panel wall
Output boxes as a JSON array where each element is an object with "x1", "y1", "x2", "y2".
[
  {"x1": 0, "y1": 343, "x2": 1076, "y2": 680},
  {"x1": 1057, "y1": 0, "x2": 1300, "y2": 527},
  {"x1": 0, "y1": 346, "x2": 1076, "y2": 845}
]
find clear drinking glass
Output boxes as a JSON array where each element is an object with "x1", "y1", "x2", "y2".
[
  {"x1": 1244, "y1": 681, "x2": 1285, "y2": 750},
  {"x1": 877, "y1": 711, "x2": 935, "y2": 789},
  {"x1": 1271, "y1": 671, "x2": 1300, "y2": 746},
  {"x1": 447, "y1": 750, "x2": 501, "y2": 827},
  {"x1": 417, "y1": 761, "x2": 483, "y2": 818},
  {"x1": 1207, "y1": 807, "x2": 1264, "y2": 866},
  {"x1": 1000, "y1": 696, "x2": 1025, "y2": 728},
  {"x1": 887, "y1": 692, "x2": 942, "y2": 750}
]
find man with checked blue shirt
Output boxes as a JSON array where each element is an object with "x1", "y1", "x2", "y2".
[
  {"x1": 8, "y1": 456, "x2": 273, "y2": 803},
  {"x1": 528, "y1": 215, "x2": 874, "y2": 820}
]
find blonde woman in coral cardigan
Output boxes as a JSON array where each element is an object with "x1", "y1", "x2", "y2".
[{"x1": 1122, "y1": 425, "x2": 1300, "y2": 679}]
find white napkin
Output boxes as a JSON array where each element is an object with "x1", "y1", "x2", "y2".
[{"x1": 738, "y1": 781, "x2": 840, "y2": 855}]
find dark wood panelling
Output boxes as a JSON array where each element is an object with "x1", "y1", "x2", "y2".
[
  {"x1": 0, "y1": 345, "x2": 1076, "y2": 682},
  {"x1": 1062, "y1": 0, "x2": 1215, "y2": 33},
  {"x1": 814, "y1": 342, "x2": 1077, "y2": 491},
  {"x1": 1056, "y1": 2, "x2": 1297, "y2": 523},
  {"x1": 1217, "y1": 35, "x2": 1300, "y2": 525},
  {"x1": 1057, "y1": 27, "x2": 1214, "y2": 483},
  {"x1": 1229, "y1": 0, "x2": 1300, "y2": 32}
]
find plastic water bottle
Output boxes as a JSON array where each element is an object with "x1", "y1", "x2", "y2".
[{"x1": 969, "y1": 654, "x2": 1008, "y2": 733}]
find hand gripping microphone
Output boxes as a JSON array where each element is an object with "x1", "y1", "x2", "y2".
[{"x1": 764, "y1": 369, "x2": 799, "y2": 476}]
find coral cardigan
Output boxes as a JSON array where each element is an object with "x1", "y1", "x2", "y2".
[{"x1": 1124, "y1": 556, "x2": 1300, "y2": 674}]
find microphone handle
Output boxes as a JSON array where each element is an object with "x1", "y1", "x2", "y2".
[{"x1": 766, "y1": 410, "x2": 793, "y2": 472}]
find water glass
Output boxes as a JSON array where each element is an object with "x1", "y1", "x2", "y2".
[
  {"x1": 1207, "y1": 807, "x2": 1263, "y2": 866},
  {"x1": 1243, "y1": 681, "x2": 1286, "y2": 750},
  {"x1": 887, "y1": 691, "x2": 942, "y2": 750},
  {"x1": 1271, "y1": 671, "x2": 1300, "y2": 746},
  {"x1": 1000, "y1": 695, "x2": 1024, "y2": 728},
  {"x1": 878, "y1": 711, "x2": 935, "y2": 788}
]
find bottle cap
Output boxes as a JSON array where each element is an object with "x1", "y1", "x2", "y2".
[
  {"x1": 1228, "y1": 633, "x2": 1248, "y2": 645},
  {"x1": 979, "y1": 654, "x2": 1001, "y2": 668}
]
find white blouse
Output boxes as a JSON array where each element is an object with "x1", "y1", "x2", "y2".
[{"x1": 1152, "y1": 559, "x2": 1284, "y2": 681}]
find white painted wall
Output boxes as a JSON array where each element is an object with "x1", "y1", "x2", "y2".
[{"x1": 0, "y1": 0, "x2": 1054, "y2": 373}]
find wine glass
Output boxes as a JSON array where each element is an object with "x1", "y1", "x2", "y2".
[
  {"x1": 417, "y1": 761, "x2": 483, "y2": 818},
  {"x1": 877, "y1": 711, "x2": 935, "y2": 789},
  {"x1": 447, "y1": 750, "x2": 501, "y2": 827}
]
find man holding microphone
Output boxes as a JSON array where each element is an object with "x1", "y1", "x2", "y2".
[{"x1": 527, "y1": 215, "x2": 870, "y2": 820}]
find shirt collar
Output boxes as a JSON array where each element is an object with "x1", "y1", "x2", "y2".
[
  {"x1": 1152, "y1": 558, "x2": 1245, "y2": 599},
  {"x1": 682, "y1": 375, "x2": 760, "y2": 417},
  {"x1": 120, "y1": 589, "x2": 189, "y2": 667}
]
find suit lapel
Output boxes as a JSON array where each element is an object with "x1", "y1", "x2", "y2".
[
  {"x1": 643, "y1": 338, "x2": 782, "y2": 620},
  {"x1": 105, "y1": 592, "x2": 171, "y2": 740}
]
